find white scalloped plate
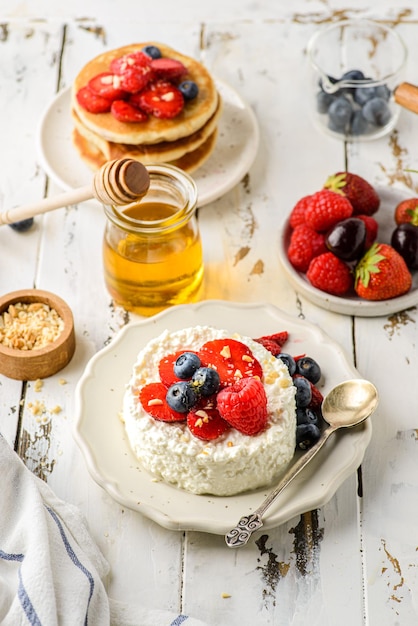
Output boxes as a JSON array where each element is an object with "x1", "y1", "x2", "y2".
[
  {"x1": 278, "y1": 186, "x2": 418, "y2": 316},
  {"x1": 74, "y1": 300, "x2": 372, "y2": 535},
  {"x1": 36, "y1": 80, "x2": 259, "y2": 208}
]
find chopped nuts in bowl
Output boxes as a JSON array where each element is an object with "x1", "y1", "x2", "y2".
[{"x1": 0, "y1": 289, "x2": 75, "y2": 380}]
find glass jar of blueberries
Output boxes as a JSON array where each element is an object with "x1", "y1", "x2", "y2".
[{"x1": 307, "y1": 19, "x2": 407, "y2": 141}]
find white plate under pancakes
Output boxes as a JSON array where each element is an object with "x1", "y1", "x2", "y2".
[
  {"x1": 37, "y1": 80, "x2": 259, "y2": 208},
  {"x1": 74, "y1": 300, "x2": 372, "y2": 535}
]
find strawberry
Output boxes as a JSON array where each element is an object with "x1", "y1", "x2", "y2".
[
  {"x1": 158, "y1": 349, "x2": 201, "y2": 387},
  {"x1": 289, "y1": 194, "x2": 312, "y2": 229},
  {"x1": 304, "y1": 189, "x2": 353, "y2": 232},
  {"x1": 118, "y1": 67, "x2": 153, "y2": 93},
  {"x1": 356, "y1": 214, "x2": 378, "y2": 249},
  {"x1": 287, "y1": 224, "x2": 327, "y2": 272},
  {"x1": 217, "y1": 377, "x2": 268, "y2": 435},
  {"x1": 253, "y1": 331, "x2": 289, "y2": 356},
  {"x1": 198, "y1": 338, "x2": 262, "y2": 386},
  {"x1": 139, "y1": 382, "x2": 186, "y2": 422},
  {"x1": 87, "y1": 72, "x2": 127, "y2": 100},
  {"x1": 323, "y1": 172, "x2": 380, "y2": 216},
  {"x1": 110, "y1": 100, "x2": 148, "y2": 123},
  {"x1": 394, "y1": 198, "x2": 418, "y2": 226},
  {"x1": 306, "y1": 252, "x2": 354, "y2": 296},
  {"x1": 76, "y1": 86, "x2": 112, "y2": 113},
  {"x1": 136, "y1": 80, "x2": 184, "y2": 119},
  {"x1": 355, "y1": 242, "x2": 412, "y2": 300},
  {"x1": 110, "y1": 51, "x2": 152, "y2": 74},
  {"x1": 187, "y1": 405, "x2": 230, "y2": 440},
  {"x1": 149, "y1": 57, "x2": 188, "y2": 80}
]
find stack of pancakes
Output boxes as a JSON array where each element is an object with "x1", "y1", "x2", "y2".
[{"x1": 71, "y1": 42, "x2": 222, "y2": 173}]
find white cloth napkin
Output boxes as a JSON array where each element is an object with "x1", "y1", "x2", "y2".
[{"x1": 0, "y1": 434, "x2": 209, "y2": 626}]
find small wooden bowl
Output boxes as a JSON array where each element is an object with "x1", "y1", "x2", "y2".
[{"x1": 0, "y1": 289, "x2": 76, "y2": 380}]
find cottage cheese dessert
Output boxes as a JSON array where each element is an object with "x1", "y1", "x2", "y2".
[
  {"x1": 122, "y1": 325, "x2": 296, "y2": 496},
  {"x1": 72, "y1": 42, "x2": 221, "y2": 173}
]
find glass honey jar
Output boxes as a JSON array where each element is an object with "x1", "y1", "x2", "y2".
[{"x1": 103, "y1": 164, "x2": 203, "y2": 316}]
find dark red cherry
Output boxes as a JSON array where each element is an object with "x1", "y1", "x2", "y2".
[
  {"x1": 391, "y1": 223, "x2": 418, "y2": 269},
  {"x1": 325, "y1": 217, "x2": 367, "y2": 261}
]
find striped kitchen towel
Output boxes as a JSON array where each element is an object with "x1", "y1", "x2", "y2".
[{"x1": 0, "y1": 434, "x2": 208, "y2": 626}]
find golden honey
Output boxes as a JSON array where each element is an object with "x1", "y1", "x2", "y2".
[{"x1": 102, "y1": 164, "x2": 203, "y2": 316}]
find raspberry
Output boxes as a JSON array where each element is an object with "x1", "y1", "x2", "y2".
[
  {"x1": 198, "y1": 339, "x2": 262, "y2": 387},
  {"x1": 289, "y1": 194, "x2": 312, "y2": 229},
  {"x1": 139, "y1": 382, "x2": 186, "y2": 422},
  {"x1": 287, "y1": 224, "x2": 327, "y2": 272},
  {"x1": 304, "y1": 189, "x2": 353, "y2": 232},
  {"x1": 217, "y1": 377, "x2": 268, "y2": 435},
  {"x1": 306, "y1": 252, "x2": 354, "y2": 296}
]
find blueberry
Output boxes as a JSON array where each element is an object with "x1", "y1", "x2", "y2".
[
  {"x1": 293, "y1": 376, "x2": 312, "y2": 408},
  {"x1": 9, "y1": 217, "x2": 34, "y2": 232},
  {"x1": 316, "y1": 90, "x2": 335, "y2": 114},
  {"x1": 166, "y1": 381, "x2": 198, "y2": 413},
  {"x1": 142, "y1": 45, "x2": 161, "y2": 59},
  {"x1": 362, "y1": 97, "x2": 391, "y2": 126},
  {"x1": 173, "y1": 352, "x2": 201, "y2": 379},
  {"x1": 276, "y1": 352, "x2": 297, "y2": 376},
  {"x1": 296, "y1": 407, "x2": 319, "y2": 426},
  {"x1": 375, "y1": 84, "x2": 391, "y2": 101},
  {"x1": 350, "y1": 110, "x2": 369, "y2": 136},
  {"x1": 178, "y1": 80, "x2": 199, "y2": 100},
  {"x1": 327, "y1": 96, "x2": 352, "y2": 131},
  {"x1": 341, "y1": 69, "x2": 366, "y2": 82},
  {"x1": 191, "y1": 367, "x2": 220, "y2": 396},
  {"x1": 296, "y1": 423, "x2": 321, "y2": 450},
  {"x1": 296, "y1": 357, "x2": 321, "y2": 384},
  {"x1": 353, "y1": 85, "x2": 377, "y2": 106}
]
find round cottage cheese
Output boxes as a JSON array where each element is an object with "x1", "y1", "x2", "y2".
[{"x1": 122, "y1": 325, "x2": 296, "y2": 496}]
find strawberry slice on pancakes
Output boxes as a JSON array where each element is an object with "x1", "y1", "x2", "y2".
[
  {"x1": 87, "y1": 72, "x2": 127, "y2": 100},
  {"x1": 76, "y1": 86, "x2": 113, "y2": 113},
  {"x1": 110, "y1": 100, "x2": 148, "y2": 123},
  {"x1": 135, "y1": 80, "x2": 184, "y2": 119}
]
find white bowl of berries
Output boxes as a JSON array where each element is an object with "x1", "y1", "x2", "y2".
[
  {"x1": 278, "y1": 172, "x2": 418, "y2": 316},
  {"x1": 307, "y1": 19, "x2": 407, "y2": 141}
]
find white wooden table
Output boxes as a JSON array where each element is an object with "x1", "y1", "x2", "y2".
[{"x1": 1, "y1": 1, "x2": 418, "y2": 624}]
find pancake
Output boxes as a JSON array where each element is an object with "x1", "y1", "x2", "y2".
[
  {"x1": 72, "y1": 42, "x2": 219, "y2": 145},
  {"x1": 71, "y1": 92, "x2": 222, "y2": 165},
  {"x1": 73, "y1": 127, "x2": 218, "y2": 173}
]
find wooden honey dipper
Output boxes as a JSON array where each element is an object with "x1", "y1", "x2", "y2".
[{"x1": 0, "y1": 158, "x2": 150, "y2": 226}]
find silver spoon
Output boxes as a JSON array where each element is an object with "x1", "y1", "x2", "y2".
[{"x1": 225, "y1": 378, "x2": 378, "y2": 548}]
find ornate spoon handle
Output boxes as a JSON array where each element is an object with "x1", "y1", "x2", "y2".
[{"x1": 225, "y1": 425, "x2": 334, "y2": 548}]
